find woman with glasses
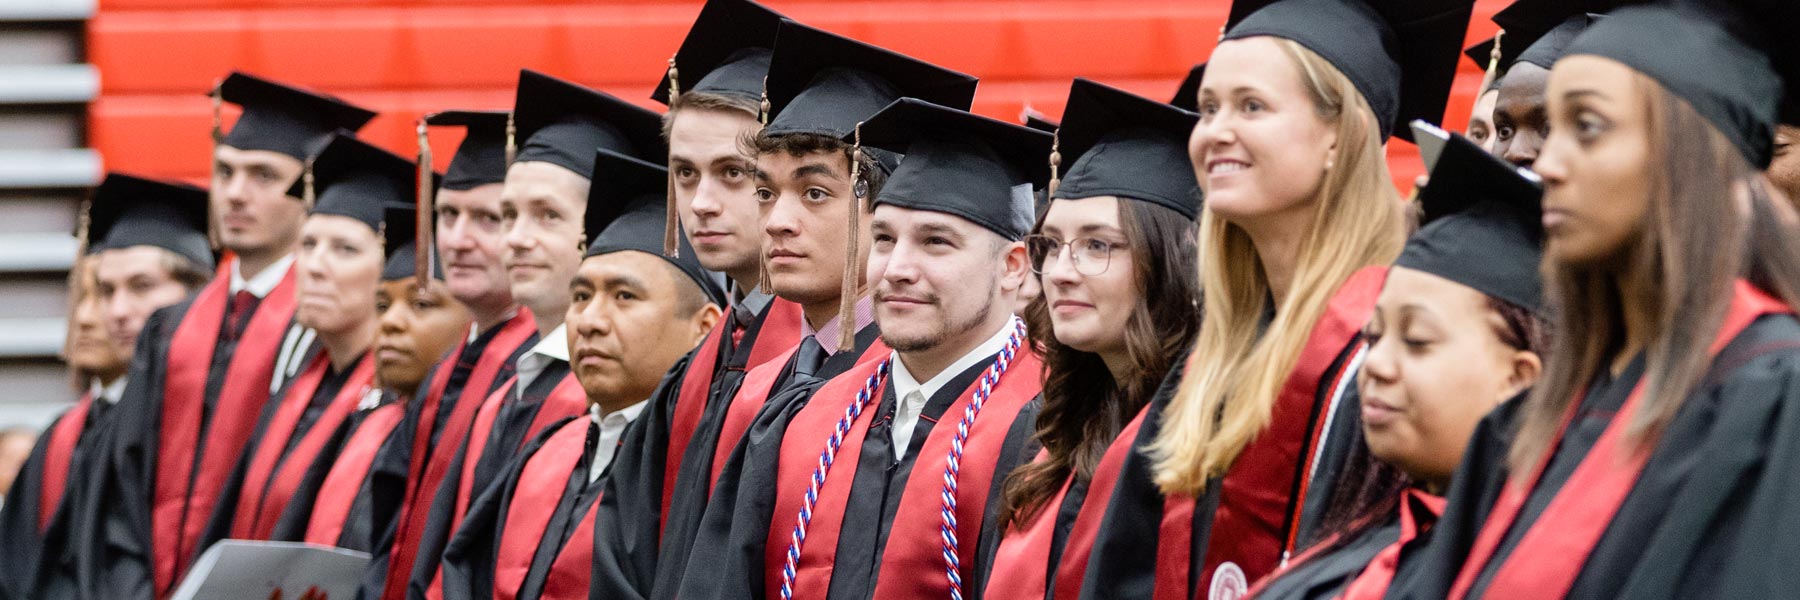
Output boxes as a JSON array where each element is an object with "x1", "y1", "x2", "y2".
[{"x1": 980, "y1": 79, "x2": 1202, "y2": 600}]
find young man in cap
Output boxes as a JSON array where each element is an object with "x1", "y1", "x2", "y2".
[
  {"x1": 683, "y1": 98, "x2": 1050, "y2": 600},
  {"x1": 43, "y1": 72, "x2": 374, "y2": 599},
  {"x1": 0, "y1": 174, "x2": 215, "y2": 599},
  {"x1": 371, "y1": 110, "x2": 542, "y2": 600},
  {"x1": 438, "y1": 148, "x2": 723, "y2": 600},
  {"x1": 663, "y1": 19, "x2": 982, "y2": 600},
  {"x1": 589, "y1": 3, "x2": 809, "y2": 599},
  {"x1": 404, "y1": 68, "x2": 666, "y2": 597}
]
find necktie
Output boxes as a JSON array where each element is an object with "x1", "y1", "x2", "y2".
[
  {"x1": 225, "y1": 290, "x2": 257, "y2": 342},
  {"x1": 793, "y1": 337, "x2": 826, "y2": 378}
]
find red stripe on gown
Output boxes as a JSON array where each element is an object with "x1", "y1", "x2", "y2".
[
  {"x1": 539, "y1": 499, "x2": 601, "y2": 599},
  {"x1": 305, "y1": 402, "x2": 407, "y2": 546},
  {"x1": 765, "y1": 345, "x2": 1040, "y2": 600},
  {"x1": 983, "y1": 449, "x2": 1063, "y2": 600},
  {"x1": 152, "y1": 265, "x2": 297, "y2": 597},
  {"x1": 381, "y1": 310, "x2": 536, "y2": 600},
  {"x1": 670, "y1": 299, "x2": 805, "y2": 510},
  {"x1": 493, "y1": 417, "x2": 591, "y2": 600},
  {"x1": 232, "y1": 352, "x2": 377, "y2": 541},
  {"x1": 39, "y1": 393, "x2": 92, "y2": 530},
  {"x1": 1448, "y1": 281, "x2": 1790, "y2": 600}
]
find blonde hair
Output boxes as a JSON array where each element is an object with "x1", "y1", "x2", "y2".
[{"x1": 1148, "y1": 39, "x2": 1406, "y2": 495}]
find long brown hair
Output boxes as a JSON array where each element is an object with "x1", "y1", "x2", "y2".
[
  {"x1": 999, "y1": 197, "x2": 1202, "y2": 529},
  {"x1": 1150, "y1": 40, "x2": 1407, "y2": 494},
  {"x1": 1511, "y1": 73, "x2": 1800, "y2": 472}
]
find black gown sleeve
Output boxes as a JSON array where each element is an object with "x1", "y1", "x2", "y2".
[
  {"x1": 0, "y1": 412, "x2": 61, "y2": 600},
  {"x1": 437, "y1": 416, "x2": 576, "y2": 600},
  {"x1": 967, "y1": 397, "x2": 1044, "y2": 600},
  {"x1": 588, "y1": 353, "x2": 694, "y2": 600}
]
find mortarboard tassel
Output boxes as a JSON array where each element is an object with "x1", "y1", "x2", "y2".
[
  {"x1": 839, "y1": 124, "x2": 866, "y2": 351},
  {"x1": 1479, "y1": 31, "x2": 1504, "y2": 94},
  {"x1": 416, "y1": 118, "x2": 435, "y2": 287},
  {"x1": 1047, "y1": 130, "x2": 1063, "y2": 199},
  {"x1": 504, "y1": 111, "x2": 517, "y2": 166},
  {"x1": 302, "y1": 159, "x2": 316, "y2": 208},
  {"x1": 74, "y1": 198, "x2": 92, "y2": 256},
  {"x1": 665, "y1": 56, "x2": 684, "y2": 258},
  {"x1": 759, "y1": 76, "x2": 772, "y2": 128}
]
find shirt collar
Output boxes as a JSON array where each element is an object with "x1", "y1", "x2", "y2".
[
  {"x1": 588, "y1": 398, "x2": 649, "y2": 426},
  {"x1": 229, "y1": 254, "x2": 295, "y2": 298},
  {"x1": 800, "y1": 294, "x2": 875, "y2": 355},
  {"x1": 889, "y1": 318, "x2": 1016, "y2": 404},
  {"x1": 90, "y1": 377, "x2": 128, "y2": 405},
  {"x1": 524, "y1": 323, "x2": 570, "y2": 363},
  {"x1": 734, "y1": 285, "x2": 774, "y2": 316}
]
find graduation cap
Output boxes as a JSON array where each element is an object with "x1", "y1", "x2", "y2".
[
  {"x1": 424, "y1": 111, "x2": 510, "y2": 191},
  {"x1": 1673, "y1": 0, "x2": 1800, "y2": 126},
  {"x1": 292, "y1": 132, "x2": 422, "y2": 233},
  {"x1": 1220, "y1": 0, "x2": 1476, "y2": 141},
  {"x1": 1396, "y1": 121, "x2": 1544, "y2": 313},
  {"x1": 584, "y1": 148, "x2": 726, "y2": 307},
  {"x1": 84, "y1": 173, "x2": 216, "y2": 270},
  {"x1": 1565, "y1": 5, "x2": 1781, "y2": 167},
  {"x1": 855, "y1": 98, "x2": 1052, "y2": 241},
  {"x1": 382, "y1": 204, "x2": 439, "y2": 282},
  {"x1": 511, "y1": 69, "x2": 667, "y2": 180},
  {"x1": 762, "y1": 18, "x2": 979, "y2": 161},
  {"x1": 1021, "y1": 107, "x2": 1059, "y2": 133},
  {"x1": 654, "y1": 0, "x2": 786, "y2": 106},
  {"x1": 1463, "y1": 37, "x2": 1504, "y2": 92},
  {"x1": 1052, "y1": 78, "x2": 1201, "y2": 220},
  {"x1": 1170, "y1": 63, "x2": 1206, "y2": 112},
  {"x1": 215, "y1": 72, "x2": 377, "y2": 160}
]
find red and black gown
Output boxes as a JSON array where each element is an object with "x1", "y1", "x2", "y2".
[
  {"x1": 0, "y1": 382, "x2": 118, "y2": 599},
  {"x1": 369, "y1": 309, "x2": 538, "y2": 600},
  {"x1": 37, "y1": 260, "x2": 299, "y2": 599},
  {"x1": 404, "y1": 350, "x2": 588, "y2": 599},
  {"x1": 1387, "y1": 281, "x2": 1800, "y2": 600},
  {"x1": 1243, "y1": 489, "x2": 1444, "y2": 600},
  {"x1": 588, "y1": 296, "x2": 803, "y2": 600},
  {"x1": 675, "y1": 322, "x2": 1044, "y2": 600},
  {"x1": 193, "y1": 343, "x2": 377, "y2": 552},
  {"x1": 1072, "y1": 266, "x2": 1386, "y2": 600}
]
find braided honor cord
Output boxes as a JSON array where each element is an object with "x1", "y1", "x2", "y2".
[
  {"x1": 779, "y1": 358, "x2": 894, "y2": 600},
  {"x1": 941, "y1": 317, "x2": 1027, "y2": 600}
]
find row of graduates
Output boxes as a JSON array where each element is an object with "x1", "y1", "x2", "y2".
[{"x1": 10, "y1": 0, "x2": 1800, "y2": 599}]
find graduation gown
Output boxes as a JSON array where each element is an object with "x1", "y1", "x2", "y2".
[
  {"x1": 0, "y1": 388, "x2": 112, "y2": 600},
  {"x1": 678, "y1": 321, "x2": 1043, "y2": 600},
  {"x1": 1244, "y1": 490, "x2": 1443, "y2": 600},
  {"x1": 438, "y1": 411, "x2": 618, "y2": 600},
  {"x1": 1076, "y1": 266, "x2": 1386, "y2": 600},
  {"x1": 42, "y1": 261, "x2": 298, "y2": 599},
  {"x1": 407, "y1": 361, "x2": 588, "y2": 599},
  {"x1": 589, "y1": 297, "x2": 804, "y2": 600},
  {"x1": 1384, "y1": 281, "x2": 1800, "y2": 600},
  {"x1": 197, "y1": 348, "x2": 377, "y2": 551},
  {"x1": 374, "y1": 310, "x2": 538, "y2": 600},
  {"x1": 299, "y1": 398, "x2": 410, "y2": 553}
]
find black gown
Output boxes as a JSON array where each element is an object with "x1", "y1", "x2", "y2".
[
  {"x1": 0, "y1": 392, "x2": 113, "y2": 600},
  {"x1": 1388, "y1": 314, "x2": 1800, "y2": 599}
]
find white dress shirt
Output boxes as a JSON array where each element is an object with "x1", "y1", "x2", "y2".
[
  {"x1": 588, "y1": 400, "x2": 648, "y2": 482},
  {"x1": 229, "y1": 254, "x2": 295, "y2": 298},
  {"x1": 887, "y1": 321, "x2": 1017, "y2": 459},
  {"x1": 90, "y1": 377, "x2": 127, "y2": 405},
  {"x1": 515, "y1": 324, "x2": 570, "y2": 395}
]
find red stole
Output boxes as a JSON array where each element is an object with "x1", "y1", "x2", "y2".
[
  {"x1": 763, "y1": 345, "x2": 1040, "y2": 600},
  {"x1": 1050, "y1": 408, "x2": 1148, "y2": 600},
  {"x1": 1180, "y1": 265, "x2": 1384, "y2": 600},
  {"x1": 1447, "y1": 281, "x2": 1790, "y2": 600},
  {"x1": 662, "y1": 299, "x2": 803, "y2": 532},
  {"x1": 39, "y1": 393, "x2": 93, "y2": 530},
  {"x1": 152, "y1": 263, "x2": 297, "y2": 596},
  {"x1": 450, "y1": 373, "x2": 587, "y2": 538},
  {"x1": 303, "y1": 402, "x2": 406, "y2": 546},
  {"x1": 232, "y1": 352, "x2": 377, "y2": 541},
  {"x1": 708, "y1": 344, "x2": 800, "y2": 487},
  {"x1": 493, "y1": 417, "x2": 592, "y2": 600},
  {"x1": 381, "y1": 310, "x2": 537, "y2": 600},
  {"x1": 984, "y1": 449, "x2": 1063, "y2": 600},
  {"x1": 1334, "y1": 490, "x2": 1445, "y2": 600},
  {"x1": 538, "y1": 499, "x2": 600, "y2": 600}
]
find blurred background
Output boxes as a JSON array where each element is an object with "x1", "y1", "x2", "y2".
[{"x1": 0, "y1": 0, "x2": 1504, "y2": 431}]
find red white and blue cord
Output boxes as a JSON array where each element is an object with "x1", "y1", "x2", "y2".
[
  {"x1": 779, "y1": 357, "x2": 893, "y2": 600},
  {"x1": 941, "y1": 317, "x2": 1027, "y2": 600}
]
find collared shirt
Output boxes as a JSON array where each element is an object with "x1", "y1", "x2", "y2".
[
  {"x1": 229, "y1": 254, "x2": 295, "y2": 298},
  {"x1": 588, "y1": 399, "x2": 648, "y2": 482},
  {"x1": 887, "y1": 321, "x2": 1016, "y2": 459},
  {"x1": 732, "y1": 284, "x2": 774, "y2": 319},
  {"x1": 89, "y1": 377, "x2": 128, "y2": 405},
  {"x1": 799, "y1": 294, "x2": 876, "y2": 356},
  {"x1": 516, "y1": 323, "x2": 570, "y2": 394}
]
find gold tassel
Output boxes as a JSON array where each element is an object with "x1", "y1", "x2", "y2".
[
  {"x1": 74, "y1": 197, "x2": 92, "y2": 256},
  {"x1": 1047, "y1": 130, "x2": 1063, "y2": 199},
  {"x1": 757, "y1": 252, "x2": 773, "y2": 294},
  {"x1": 416, "y1": 118, "x2": 434, "y2": 287},
  {"x1": 667, "y1": 55, "x2": 682, "y2": 105},
  {"x1": 1479, "y1": 30, "x2": 1504, "y2": 93},
  {"x1": 838, "y1": 124, "x2": 865, "y2": 351},
  {"x1": 504, "y1": 111, "x2": 517, "y2": 166},
  {"x1": 759, "y1": 76, "x2": 771, "y2": 127},
  {"x1": 302, "y1": 159, "x2": 316, "y2": 208}
]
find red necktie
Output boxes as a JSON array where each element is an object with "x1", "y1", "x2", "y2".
[{"x1": 225, "y1": 290, "x2": 257, "y2": 342}]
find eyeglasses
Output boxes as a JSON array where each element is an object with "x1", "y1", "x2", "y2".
[{"x1": 1025, "y1": 234, "x2": 1116, "y2": 276}]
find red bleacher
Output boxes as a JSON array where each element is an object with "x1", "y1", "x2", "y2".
[{"x1": 89, "y1": 0, "x2": 1506, "y2": 190}]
